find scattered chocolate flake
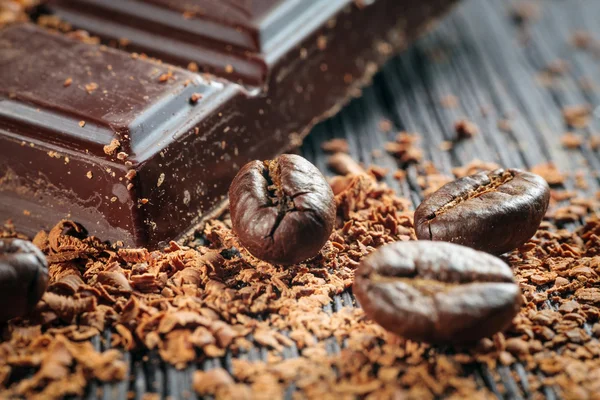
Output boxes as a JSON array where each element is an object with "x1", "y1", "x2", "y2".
[
  {"x1": 545, "y1": 59, "x2": 570, "y2": 75},
  {"x1": 327, "y1": 152, "x2": 364, "y2": 175},
  {"x1": 187, "y1": 62, "x2": 199, "y2": 72},
  {"x1": 367, "y1": 165, "x2": 388, "y2": 180},
  {"x1": 189, "y1": 93, "x2": 203, "y2": 104},
  {"x1": 570, "y1": 31, "x2": 595, "y2": 49},
  {"x1": 86, "y1": 171, "x2": 93, "y2": 179},
  {"x1": 575, "y1": 170, "x2": 589, "y2": 190},
  {"x1": 0, "y1": 0, "x2": 31, "y2": 28},
  {"x1": 530, "y1": 162, "x2": 566, "y2": 186},
  {"x1": 439, "y1": 140, "x2": 453, "y2": 151},
  {"x1": 509, "y1": 1, "x2": 540, "y2": 26},
  {"x1": 393, "y1": 169, "x2": 406, "y2": 181},
  {"x1": 84, "y1": 82, "x2": 98, "y2": 94},
  {"x1": 78, "y1": 120, "x2": 85, "y2": 128},
  {"x1": 562, "y1": 105, "x2": 592, "y2": 128},
  {"x1": 385, "y1": 132, "x2": 423, "y2": 164},
  {"x1": 536, "y1": 59, "x2": 570, "y2": 87},
  {"x1": 103, "y1": 139, "x2": 121, "y2": 156},
  {"x1": 64, "y1": 29, "x2": 100, "y2": 45},
  {"x1": 561, "y1": 132, "x2": 584, "y2": 149},
  {"x1": 158, "y1": 71, "x2": 173, "y2": 83},
  {"x1": 321, "y1": 138, "x2": 350, "y2": 153},
  {"x1": 454, "y1": 119, "x2": 479, "y2": 139},
  {"x1": 63, "y1": 77, "x2": 72, "y2": 87}
]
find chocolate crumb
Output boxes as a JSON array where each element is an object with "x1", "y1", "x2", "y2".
[
  {"x1": 317, "y1": 35, "x2": 327, "y2": 50},
  {"x1": 530, "y1": 162, "x2": 565, "y2": 185},
  {"x1": 385, "y1": 132, "x2": 423, "y2": 164},
  {"x1": 103, "y1": 139, "x2": 121, "y2": 156},
  {"x1": 509, "y1": 1, "x2": 540, "y2": 26},
  {"x1": 321, "y1": 138, "x2": 350, "y2": 153},
  {"x1": 454, "y1": 119, "x2": 479, "y2": 139},
  {"x1": 570, "y1": 31, "x2": 595, "y2": 49},
  {"x1": 561, "y1": 132, "x2": 583, "y2": 149},
  {"x1": 190, "y1": 93, "x2": 203, "y2": 104},
  {"x1": 327, "y1": 152, "x2": 364, "y2": 175},
  {"x1": 79, "y1": 120, "x2": 85, "y2": 128},
  {"x1": 562, "y1": 105, "x2": 591, "y2": 128},
  {"x1": 85, "y1": 82, "x2": 98, "y2": 94},
  {"x1": 64, "y1": 77, "x2": 73, "y2": 87},
  {"x1": 367, "y1": 165, "x2": 388, "y2": 180},
  {"x1": 439, "y1": 141, "x2": 453, "y2": 151},
  {"x1": 158, "y1": 72, "x2": 173, "y2": 83}
]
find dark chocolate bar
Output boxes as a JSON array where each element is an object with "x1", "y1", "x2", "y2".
[
  {"x1": 0, "y1": 24, "x2": 257, "y2": 247},
  {"x1": 1, "y1": 0, "x2": 456, "y2": 248}
]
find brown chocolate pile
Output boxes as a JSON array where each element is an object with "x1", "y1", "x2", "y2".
[{"x1": 1, "y1": 165, "x2": 600, "y2": 398}]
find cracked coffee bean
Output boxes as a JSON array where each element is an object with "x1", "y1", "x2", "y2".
[
  {"x1": 414, "y1": 168, "x2": 550, "y2": 255},
  {"x1": 229, "y1": 154, "x2": 336, "y2": 265},
  {"x1": 353, "y1": 241, "x2": 522, "y2": 344},
  {"x1": 0, "y1": 238, "x2": 48, "y2": 321}
]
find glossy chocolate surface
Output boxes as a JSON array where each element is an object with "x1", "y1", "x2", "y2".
[
  {"x1": 49, "y1": 0, "x2": 347, "y2": 85},
  {"x1": 47, "y1": 0, "x2": 455, "y2": 86},
  {"x1": 0, "y1": 23, "x2": 250, "y2": 247}
]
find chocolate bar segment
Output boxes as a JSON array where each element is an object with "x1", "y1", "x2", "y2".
[
  {"x1": 0, "y1": 23, "x2": 261, "y2": 247},
  {"x1": 46, "y1": 0, "x2": 362, "y2": 85},
  {"x1": 47, "y1": 0, "x2": 458, "y2": 85}
]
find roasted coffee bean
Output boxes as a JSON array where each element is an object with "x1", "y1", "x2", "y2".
[
  {"x1": 353, "y1": 241, "x2": 522, "y2": 344},
  {"x1": 0, "y1": 238, "x2": 48, "y2": 321},
  {"x1": 414, "y1": 168, "x2": 550, "y2": 255},
  {"x1": 229, "y1": 154, "x2": 336, "y2": 265}
]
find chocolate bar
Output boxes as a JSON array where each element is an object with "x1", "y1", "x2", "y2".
[
  {"x1": 0, "y1": 24, "x2": 255, "y2": 247},
  {"x1": 1, "y1": 0, "x2": 456, "y2": 248}
]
